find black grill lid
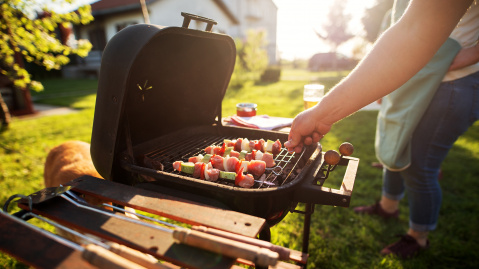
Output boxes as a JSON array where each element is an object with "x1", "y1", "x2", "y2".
[{"x1": 91, "y1": 15, "x2": 236, "y2": 180}]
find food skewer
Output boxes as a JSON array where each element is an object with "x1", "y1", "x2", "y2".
[
  {"x1": 170, "y1": 137, "x2": 286, "y2": 188},
  {"x1": 61, "y1": 191, "x2": 280, "y2": 267}
]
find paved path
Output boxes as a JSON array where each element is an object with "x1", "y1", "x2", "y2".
[{"x1": 15, "y1": 104, "x2": 77, "y2": 120}]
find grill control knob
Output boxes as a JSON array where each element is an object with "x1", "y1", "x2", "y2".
[
  {"x1": 324, "y1": 150, "x2": 341, "y2": 165},
  {"x1": 339, "y1": 142, "x2": 354, "y2": 156}
]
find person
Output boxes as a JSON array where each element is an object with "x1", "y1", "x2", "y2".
[{"x1": 285, "y1": 0, "x2": 479, "y2": 259}]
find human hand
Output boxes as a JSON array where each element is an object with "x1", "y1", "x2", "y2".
[
  {"x1": 449, "y1": 44, "x2": 479, "y2": 71},
  {"x1": 285, "y1": 106, "x2": 332, "y2": 153}
]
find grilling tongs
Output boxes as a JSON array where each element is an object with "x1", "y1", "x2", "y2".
[{"x1": 7, "y1": 186, "x2": 287, "y2": 268}]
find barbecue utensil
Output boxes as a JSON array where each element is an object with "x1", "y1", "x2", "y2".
[
  {"x1": 8, "y1": 187, "x2": 280, "y2": 267},
  {"x1": 21, "y1": 212, "x2": 171, "y2": 269},
  {"x1": 100, "y1": 201, "x2": 291, "y2": 261},
  {"x1": 0, "y1": 210, "x2": 148, "y2": 269},
  {"x1": 60, "y1": 191, "x2": 279, "y2": 267},
  {"x1": 13, "y1": 187, "x2": 280, "y2": 267}
]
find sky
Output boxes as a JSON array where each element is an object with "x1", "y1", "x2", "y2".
[{"x1": 272, "y1": 0, "x2": 377, "y2": 60}]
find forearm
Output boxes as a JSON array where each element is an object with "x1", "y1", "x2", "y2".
[
  {"x1": 286, "y1": 0, "x2": 474, "y2": 152},
  {"x1": 316, "y1": 0, "x2": 473, "y2": 126}
]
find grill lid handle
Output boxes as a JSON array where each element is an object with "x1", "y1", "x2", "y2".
[{"x1": 181, "y1": 12, "x2": 218, "y2": 32}]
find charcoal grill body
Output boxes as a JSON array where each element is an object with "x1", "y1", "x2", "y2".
[
  {"x1": 119, "y1": 124, "x2": 323, "y2": 226},
  {"x1": 91, "y1": 18, "x2": 353, "y2": 227},
  {"x1": 91, "y1": 22, "x2": 236, "y2": 181}
]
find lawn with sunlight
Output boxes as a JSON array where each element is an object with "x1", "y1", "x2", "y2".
[{"x1": 1, "y1": 69, "x2": 478, "y2": 268}]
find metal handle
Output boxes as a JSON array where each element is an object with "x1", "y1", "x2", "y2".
[{"x1": 181, "y1": 12, "x2": 217, "y2": 32}]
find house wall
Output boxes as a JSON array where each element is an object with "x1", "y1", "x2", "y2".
[
  {"x1": 104, "y1": 12, "x2": 144, "y2": 41},
  {"x1": 222, "y1": 0, "x2": 278, "y2": 64},
  {"x1": 148, "y1": 0, "x2": 235, "y2": 34},
  {"x1": 75, "y1": 0, "x2": 278, "y2": 66}
]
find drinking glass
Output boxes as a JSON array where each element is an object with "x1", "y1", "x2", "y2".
[{"x1": 303, "y1": 84, "x2": 324, "y2": 110}]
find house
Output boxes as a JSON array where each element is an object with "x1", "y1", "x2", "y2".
[
  {"x1": 64, "y1": 0, "x2": 277, "y2": 78},
  {"x1": 308, "y1": 52, "x2": 358, "y2": 72}
]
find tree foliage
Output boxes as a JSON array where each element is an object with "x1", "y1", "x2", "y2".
[
  {"x1": 0, "y1": 0, "x2": 93, "y2": 92},
  {"x1": 361, "y1": 0, "x2": 394, "y2": 42},
  {"x1": 230, "y1": 30, "x2": 269, "y2": 88},
  {"x1": 315, "y1": 0, "x2": 354, "y2": 52}
]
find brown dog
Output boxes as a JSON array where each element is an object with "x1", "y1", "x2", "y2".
[
  {"x1": 44, "y1": 140, "x2": 139, "y2": 213},
  {"x1": 44, "y1": 140, "x2": 102, "y2": 188},
  {"x1": 44, "y1": 141, "x2": 138, "y2": 242}
]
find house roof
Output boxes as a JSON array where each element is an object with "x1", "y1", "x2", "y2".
[
  {"x1": 91, "y1": 0, "x2": 157, "y2": 16},
  {"x1": 212, "y1": 0, "x2": 239, "y2": 24},
  {"x1": 90, "y1": 0, "x2": 238, "y2": 24}
]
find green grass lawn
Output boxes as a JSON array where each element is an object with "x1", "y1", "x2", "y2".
[{"x1": 1, "y1": 70, "x2": 478, "y2": 268}]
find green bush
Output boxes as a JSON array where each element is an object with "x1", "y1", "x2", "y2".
[
  {"x1": 260, "y1": 66, "x2": 281, "y2": 83},
  {"x1": 229, "y1": 30, "x2": 269, "y2": 89}
]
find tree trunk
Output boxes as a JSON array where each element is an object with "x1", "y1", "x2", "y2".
[{"x1": 0, "y1": 92, "x2": 11, "y2": 130}]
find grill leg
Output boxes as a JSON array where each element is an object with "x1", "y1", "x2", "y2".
[
  {"x1": 258, "y1": 223, "x2": 271, "y2": 242},
  {"x1": 302, "y1": 203, "x2": 313, "y2": 254}
]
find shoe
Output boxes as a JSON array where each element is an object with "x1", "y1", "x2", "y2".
[
  {"x1": 353, "y1": 201, "x2": 399, "y2": 220},
  {"x1": 381, "y1": 234, "x2": 429, "y2": 259},
  {"x1": 371, "y1": 162, "x2": 384, "y2": 169}
]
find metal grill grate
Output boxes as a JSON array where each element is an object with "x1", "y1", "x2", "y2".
[{"x1": 140, "y1": 134, "x2": 300, "y2": 189}]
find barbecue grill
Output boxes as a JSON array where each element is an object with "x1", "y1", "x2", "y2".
[
  {"x1": 90, "y1": 13, "x2": 358, "y2": 245},
  {"x1": 0, "y1": 13, "x2": 360, "y2": 268}
]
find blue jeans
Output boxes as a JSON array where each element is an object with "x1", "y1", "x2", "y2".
[{"x1": 382, "y1": 71, "x2": 479, "y2": 232}]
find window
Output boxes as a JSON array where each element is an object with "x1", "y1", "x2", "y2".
[{"x1": 116, "y1": 21, "x2": 138, "y2": 32}]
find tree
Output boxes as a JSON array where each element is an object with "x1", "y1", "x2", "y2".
[
  {"x1": 0, "y1": 0, "x2": 93, "y2": 118},
  {"x1": 314, "y1": 0, "x2": 354, "y2": 71},
  {"x1": 230, "y1": 30, "x2": 269, "y2": 88},
  {"x1": 242, "y1": 30, "x2": 269, "y2": 80},
  {"x1": 362, "y1": 0, "x2": 394, "y2": 42}
]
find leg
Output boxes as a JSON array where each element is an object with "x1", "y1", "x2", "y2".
[
  {"x1": 380, "y1": 168, "x2": 406, "y2": 213},
  {"x1": 381, "y1": 72, "x2": 479, "y2": 258},
  {"x1": 404, "y1": 72, "x2": 479, "y2": 234},
  {"x1": 353, "y1": 168, "x2": 403, "y2": 218}
]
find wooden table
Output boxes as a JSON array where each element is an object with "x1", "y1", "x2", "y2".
[
  {"x1": 222, "y1": 116, "x2": 292, "y2": 133},
  {"x1": 0, "y1": 176, "x2": 306, "y2": 269}
]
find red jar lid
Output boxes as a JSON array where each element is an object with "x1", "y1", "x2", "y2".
[{"x1": 236, "y1": 103, "x2": 257, "y2": 117}]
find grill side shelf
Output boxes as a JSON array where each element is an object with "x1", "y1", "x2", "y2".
[{"x1": 292, "y1": 154, "x2": 359, "y2": 207}]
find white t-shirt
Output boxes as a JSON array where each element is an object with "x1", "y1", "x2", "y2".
[{"x1": 443, "y1": 2, "x2": 479, "y2": 82}]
